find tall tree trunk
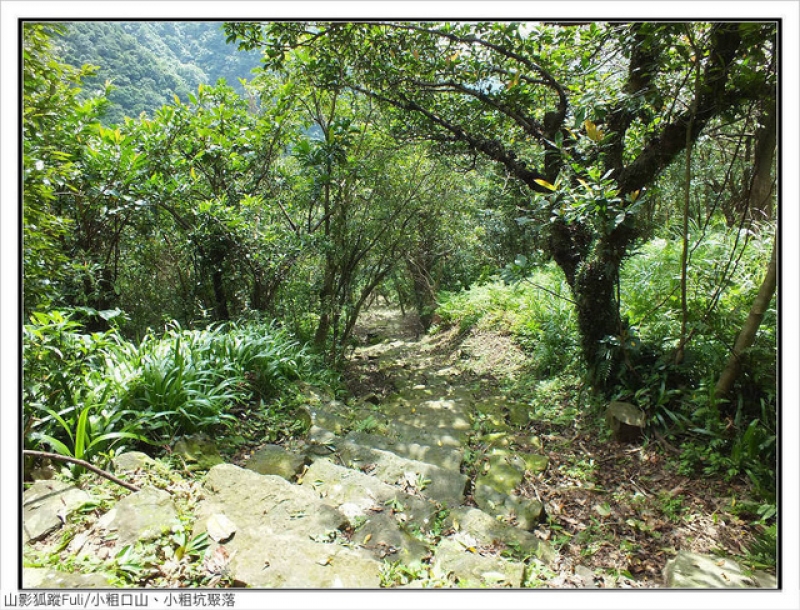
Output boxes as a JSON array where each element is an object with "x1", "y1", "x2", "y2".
[
  {"x1": 314, "y1": 261, "x2": 336, "y2": 350},
  {"x1": 675, "y1": 44, "x2": 701, "y2": 365},
  {"x1": 714, "y1": 238, "x2": 776, "y2": 399},
  {"x1": 550, "y1": 217, "x2": 634, "y2": 391},
  {"x1": 406, "y1": 253, "x2": 438, "y2": 331},
  {"x1": 572, "y1": 254, "x2": 624, "y2": 388},
  {"x1": 747, "y1": 104, "x2": 777, "y2": 221}
]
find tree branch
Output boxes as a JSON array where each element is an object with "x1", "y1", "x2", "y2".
[{"x1": 24, "y1": 450, "x2": 142, "y2": 493}]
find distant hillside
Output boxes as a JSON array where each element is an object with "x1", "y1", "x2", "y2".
[{"x1": 53, "y1": 21, "x2": 263, "y2": 124}]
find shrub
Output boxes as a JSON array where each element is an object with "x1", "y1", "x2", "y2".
[{"x1": 24, "y1": 310, "x2": 333, "y2": 469}]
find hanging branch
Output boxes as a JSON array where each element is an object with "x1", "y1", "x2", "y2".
[{"x1": 23, "y1": 450, "x2": 141, "y2": 493}]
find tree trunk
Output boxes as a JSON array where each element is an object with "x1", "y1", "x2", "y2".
[
  {"x1": 714, "y1": 238, "x2": 776, "y2": 399},
  {"x1": 314, "y1": 265, "x2": 336, "y2": 350},
  {"x1": 747, "y1": 104, "x2": 776, "y2": 221},
  {"x1": 211, "y1": 268, "x2": 230, "y2": 321},
  {"x1": 406, "y1": 253, "x2": 438, "y2": 331},
  {"x1": 572, "y1": 254, "x2": 624, "y2": 389}
]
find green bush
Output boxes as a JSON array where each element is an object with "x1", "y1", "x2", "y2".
[
  {"x1": 23, "y1": 309, "x2": 150, "y2": 469},
  {"x1": 437, "y1": 263, "x2": 579, "y2": 377},
  {"x1": 620, "y1": 222, "x2": 775, "y2": 391},
  {"x1": 24, "y1": 309, "x2": 332, "y2": 470}
]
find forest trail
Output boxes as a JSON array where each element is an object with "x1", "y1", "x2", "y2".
[
  {"x1": 218, "y1": 306, "x2": 558, "y2": 587},
  {"x1": 23, "y1": 309, "x2": 775, "y2": 589}
]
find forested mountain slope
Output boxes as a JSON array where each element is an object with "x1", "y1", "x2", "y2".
[{"x1": 53, "y1": 21, "x2": 261, "y2": 124}]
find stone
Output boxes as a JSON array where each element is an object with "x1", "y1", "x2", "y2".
[
  {"x1": 306, "y1": 425, "x2": 339, "y2": 456},
  {"x1": 606, "y1": 401, "x2": 646, "y2": 442},
  {"x1": 432, "y1": 538, "x2": 525, "y2": 587},
  {"x1": 518, "y1": 452, "x2": 549, "y2": 474},
  {"x1": 244, "y1": 444, "x2": 306, "y2": 481},
  {"x1": 97, "y1": 487, "x2": 179, "y2": 546},
  {"x1": 446, "y1": 507, "x2": 552, "y2": 562},
  {"x1": 23, "y1": 567, "x2": 113, "y2": 588},
  {"x1": 173, "y1": 434, "x2": 224, "y2": 471},
  {"x1": 293, "y1": 406, "x2": 314, "y2": 430},
  {"x1": 355, "y1": 511, "x2": 430, "y2": 565},
  {"x1": 475, "y1": 453, "x2": 525, "y2": 495},
  {"x1": 215, "y1": 532, "x2": 382, "y2": 588},
  {"x1": 206, "y1": 513, "x2": 237, "y2": 543},
  {"x1": 387, "y1": 420, "x2": 466, "y2": 448},
  {"x1": 337, "y1": 441, "x2": 468, "y2": 507},
  {"x1": 664, "y1": 550, "x2": 777, "y2": 588},
  {"x1": 344, "y1": 430, "x2": 464, "y2": 471},
  {"x1": 195, "y1": 464, "x2": 347, "y2": 540},
  {"x1": 23, "y1": 480, "x2": 91, "y2": 544},
  {"x1": 307, "y1": 404, "x2": 350, "y2": 434},
  {"x1": 301, "y1": 458, "x2": 435, "y2": 524},
  {"x1": 574, "y1": 564, "x2": 598, "y2": 587},
  {"x1": 112, "y1": 451, "x2": 156, "y2": 472},
  {"x1": 473, "y1": 484, "x2": 544, "y2": 531},
  {"x1": 507, "y1": 403, "x2": 530, "y2": 428},
  {"x1": 296, "y1": 382, "x2": 335, "y2": 405}
]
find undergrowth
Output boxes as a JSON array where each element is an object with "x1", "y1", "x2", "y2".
[
  {"x1": 23, "y1": 310, "x2": 335, "y2": 474},
  {"x1": 435, "y1": 225, "x2": 777, "y2": 568}
]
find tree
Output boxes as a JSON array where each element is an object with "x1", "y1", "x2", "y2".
[
  {"x1": 714, "y1": 239, "x2": 776, "y2": 400},
  {"x1": 226, "y1": 21, "x2": 776, "y2": 388},
  {"x1": 126, "y1": 80, "x2": 298, "y2": 326},
  {"x1": 22, "y1": 24, "x2": 114, "y2": 317}
]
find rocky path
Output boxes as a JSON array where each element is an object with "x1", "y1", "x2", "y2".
[
  {"x1": 22, "y1": 309, "x2": 776, "y2": 589},
  {"x1": 190, "y1": 309, "x2": 555, "y2": 587}
]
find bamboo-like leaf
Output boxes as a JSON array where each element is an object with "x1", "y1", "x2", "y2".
[
  {"x1": 74, "y1": 405, "x2": 91, "y2": 460},
  {"x1": 534, "y1": 178, "x2": 557, "y2": 191}
]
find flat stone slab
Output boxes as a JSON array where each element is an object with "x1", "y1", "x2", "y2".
[
  {"x1": 23, "y1": 567, "x2": 113, "y2": 588},
  {"x1": 301, "y1": 458, "x2": 435, "y2": 522},
  {"x1": 355, "y1": 510, "x2": 430, "y2": 565},
  {"x1": 476, "y1": 454, "x2": 525, "y2": 495},
  {"x1": 446, "y1": 507, "x2": 553, "y2": 562},
  {"x1": 664, "y1": 550, "x2": 777, "y2": 588},
  {"x1": 387, "y1": 420, "x2": 467, "y2": 448},
  {"x1": 195, "y1": 464, "x2": 347, "y2": 539},
  {"x1": 386, "y1": 394, "x2": 473, "y2": 421},
  {"x1": 345, "y1": 430, "x2": 464, "y2": 471},
  {"x1": 23, "y1": 480, "x2": 91, "y2": 544},
  {"x1": 337, "y1": 441, "x2": 468, "y2": 508},
  {"x1": 97, "y1": 487, "x2": 179, "y2": 546},
  {"x1": 432, "y1": 538, "x2": 525, "y2": 587},
  {"x1": 214, "y1": 532, "x2": 382, "y2": 588}
]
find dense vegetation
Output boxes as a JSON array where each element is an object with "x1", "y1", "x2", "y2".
[
  {"x1": 53, "y1": 22, "x2": 262, "y2": 124},
  {"x1": 23, "y1": 20, "x2": 778, "y2": 575}
]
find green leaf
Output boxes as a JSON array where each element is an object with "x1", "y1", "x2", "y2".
[{"x1": 34, "y1": 433, "x2": 73, "y2": 458}]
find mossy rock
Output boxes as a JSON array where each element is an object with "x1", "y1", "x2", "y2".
[
  {"x1": 173, "y1": 434, "x2": 224, "y2": 471},
  {"x1": 244, "y1": 444, "x2": 306, "y2": 481}
]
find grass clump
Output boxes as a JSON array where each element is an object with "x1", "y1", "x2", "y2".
[{"x1": 24, "y1": 310, "x2": 333, "y2": 472}]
